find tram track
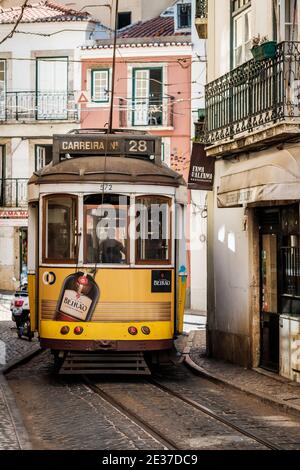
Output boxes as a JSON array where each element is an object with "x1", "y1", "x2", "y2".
[
  {"x1": 3, "y1": 348, "x2": 294, "y2": 451},
  {"x1": 82, "y1": 376, "x2": 180, "y2": 450},
  {"x1": 147, "y1": 375, "x2": 282, "y2": 451},
  {"x1": 83, "y1": 371, "x2": 283, "y2": 451}
]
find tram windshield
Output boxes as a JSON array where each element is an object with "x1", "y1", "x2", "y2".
[
  {"x1": 84, "y1": 194, "x2": 129, "y2": 264},
  {"x1": 136, "y1": 196, "x2": 171, "y2": 264},
  {"x1": 42, "y1": 193, "x2": 172, "y2": 265}
]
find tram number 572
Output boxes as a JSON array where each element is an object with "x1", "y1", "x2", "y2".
[{"x1": 99, "y1": 183, "x2": 113, "y2": 192}]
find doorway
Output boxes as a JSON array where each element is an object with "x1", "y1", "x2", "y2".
[{"x1": 259, "y1": 204, "x2": 300, "y2": 372}]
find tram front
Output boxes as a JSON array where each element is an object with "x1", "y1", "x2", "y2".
[{"x1": 27, "y1": 131, "x2": 187, "y2": 373}]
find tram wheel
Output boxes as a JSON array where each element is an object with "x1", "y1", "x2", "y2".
[{"x1": 52, "y1": 351, "x2": 65, "y2": 371}]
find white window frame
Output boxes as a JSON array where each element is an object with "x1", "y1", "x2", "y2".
[
  {"x1": 132, "y1": 66, "x2": 164, "y2": 127},
  {"x1": 233, "y1": 7, "x2": 252, "y2": 67},
  {"x1": 277, "y1": 0, "x2": 299, "y2": 41},
  {"x1": 36, "y1": 57, "x2": 69, "y2": 120},
  {"x1": 35, "y1": 144, "x2": 52, "y2": 171},
  {"x1": 91, "y1": 69, "x2": 110, "y2": 103}
]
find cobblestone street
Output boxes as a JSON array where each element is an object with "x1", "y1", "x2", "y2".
[
  {"x1": 4, "y1": 344, "x2": 300, "y2": 450},
  {"x1": 2, "y1": 295, "x2": 300, "y2": 451},
  {"x1": 0, "y1": 295, "x2": 39, "y2": 450}
]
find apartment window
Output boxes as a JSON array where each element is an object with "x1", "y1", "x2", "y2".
[
  {"x1": 275, "y1": 0, "x2": 298, "y2": 41},
  {"x1": 35, "y1": 145, "x2": 53, "y2": 171},
  {"x1": 177, "y1": 2, "x2": 191, "y2": 29},
  {"x1": 232, "y1": 0, "x2": 251, "y2": 12},
  {"x1": 91, "y1": 69, "x2": 110, "y2": 103},
  {"x1": 132, "y1": 68, "x2": 163, "y2": 126},
  {"x1": 233, "y1": 6, "x2": 252, "y2": 67},
  {"x1": 36, "y1": 57, "x2": 68, "y2": 119},
  {"x1": 117, "y1": 11, "x2": 131, "y2": 29},
  {"x1": 0, "y1": 60, "x2": 5, "y2": 119}
]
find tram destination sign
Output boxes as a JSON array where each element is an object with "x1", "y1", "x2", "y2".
[{"x1": 53, "y1": 134, "x2": 160, "y2": 164}]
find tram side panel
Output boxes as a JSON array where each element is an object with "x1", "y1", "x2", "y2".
[
  {"x1": 28, "y1": 203, "x2": 39, "y2": 333},
  {"x1": 38, "y1": 267, "x2": 175, "y2": 351}
]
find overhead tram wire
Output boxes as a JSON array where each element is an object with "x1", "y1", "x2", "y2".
[
  {"x1": 0, "y1": 0, "x2": 29, "y2": 45},
  {"x1": 92, "y1": 0, "x2": 119, "y2": 280}
]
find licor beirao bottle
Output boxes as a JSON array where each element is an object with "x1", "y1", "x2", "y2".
[{"x1": 55, "y1": 272, "x2": 100, "y2": 322}]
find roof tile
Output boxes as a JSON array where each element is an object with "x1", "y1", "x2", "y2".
[
  {"x1": 118, "y1": 16, "x2": 190, "y2": 38},
  {"x1": 0, "y1": 1, "x2": 91, "y2": 24}
]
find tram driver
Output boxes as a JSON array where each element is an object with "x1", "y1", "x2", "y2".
[{"x1": 98, "y1": 228, "x2": 126, "y2": 264}]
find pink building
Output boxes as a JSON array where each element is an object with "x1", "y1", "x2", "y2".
[{"x1": 80, "y1": 14, "x2": 192, "y2": 181}]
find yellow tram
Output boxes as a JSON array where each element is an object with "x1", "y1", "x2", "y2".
[{"x1": 27, "y1": 130, "x2": 187, "y2": 373}]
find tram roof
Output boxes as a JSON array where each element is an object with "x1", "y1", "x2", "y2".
[{"x1": 29, "y1": 155, "x2": 186, "y2": 187}]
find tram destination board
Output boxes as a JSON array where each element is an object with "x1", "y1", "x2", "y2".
[{"x1": 53, "y1": 134, "x2": 159, "y2": 164}]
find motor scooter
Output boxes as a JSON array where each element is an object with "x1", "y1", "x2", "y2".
[{"x1": 10, "y1": 284, "x2": 34, "y2": 340}]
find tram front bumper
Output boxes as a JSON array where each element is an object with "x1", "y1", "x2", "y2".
[{"x1": 40, "y1": 338, "x2": 173, "y2": 351}]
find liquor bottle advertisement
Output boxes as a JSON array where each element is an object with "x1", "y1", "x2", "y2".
[{"x1": 55, "y1": 272, "x2": 100, "y2": 322}]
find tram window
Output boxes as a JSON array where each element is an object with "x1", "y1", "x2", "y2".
[
  {"x1": 44, "y1": 196, "x2": 77, "y2": 262},
  {"x1": 84, "y1": 194, "x2": 129, "y2": 264},
  {"x1": 136, "y1": 196, "x2": 171, "y2": 264}
]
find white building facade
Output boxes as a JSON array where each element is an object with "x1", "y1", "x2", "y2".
[
  {"x1": 206, "y1": 0, "x2": 300, "y2": 382},
  {"x1": 0, "y1": 2, "x2": 100, "y2": 290},
  {"x1": 190, "y1": 0, "x2": 208, "y2": 312}
]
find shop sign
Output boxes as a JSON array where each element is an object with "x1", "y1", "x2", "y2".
[
  {"x1": 188, "y1": 143, "x2": 215, "y2": 191},
  {"x1": 0, "y1": 210, "x2": 28, "y2": 219}
]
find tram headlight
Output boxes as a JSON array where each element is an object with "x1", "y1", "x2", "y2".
[
  {"x1": 128, "y1": 326, "x2": 138, "y2": 336},
  {"x1": 60, "y1": 326, "x2": 70, "y2": 335},
  {"x1": 141, "y1": 326, "x2": 150, "y2": 335},
  {"x1": 74, "y1": 326, "x2": 84, "y2": 335}
]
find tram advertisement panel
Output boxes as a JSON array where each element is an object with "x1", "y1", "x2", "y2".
[
  {"x1": 55, "y1": 272, "x2": 100, "y2": 322},
  {"x1": 40, "y1": 268, "x2": 174, "y2": 324}
]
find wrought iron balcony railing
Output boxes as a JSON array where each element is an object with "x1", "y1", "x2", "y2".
[
  {"x1": 0, "y1": 91, "x2": 78, "y2": 121},
  {"x1": 0, "y1": 179, "x2": 28, "y2": 208},
  {"x1": 119, "y1": 96, "x2": 174, "y2": 128},
  {"x1": 205, "y1": 41, "x2": 300, "y2": 145}
]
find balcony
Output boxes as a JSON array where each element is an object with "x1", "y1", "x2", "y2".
[
  {"x1": 0, "y1": 91, "x2": 78, "y2": 122},
  {"x1": 0, "y1": 179, "x2": 28, "y2": 208},
  {"x1": 119, "y1": 96, "x2": 174, "y2": 128},
  {"x1": 195, "y1": 0, "x2": 207, "y2": 39},
  {"x1": 205, "y1": 42, "x2": 300, "y2": 156}
]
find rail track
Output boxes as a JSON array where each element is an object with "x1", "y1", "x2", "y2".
[
  {"x1": 148, "y1": 376, "x2": 282, "y2": 451},
  {"x1": 83, "y1": 371, "x2": 282, "y2": 451},
  {"x1": 3, "y1": 348, "x2": 286, "y2": 450},
  {"x1": 82, "y1": 376, "x2": 179, "y2": 450}
]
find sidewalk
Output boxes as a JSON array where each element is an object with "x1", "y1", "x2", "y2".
[
  {"x1": 0, "y1": 319, "x2": 39, "y2": 449},
  {"x1": 185, "y1": 330, "x2": 300, "y2": 416}
]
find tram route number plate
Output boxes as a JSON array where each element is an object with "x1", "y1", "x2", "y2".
[{"x1": 151, "y1": 270, "x2": 172, "y2": 293}]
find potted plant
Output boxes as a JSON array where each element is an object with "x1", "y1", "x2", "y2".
[{"x1": 251, "y1": 35, "x2": 277, "y2": 61}]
